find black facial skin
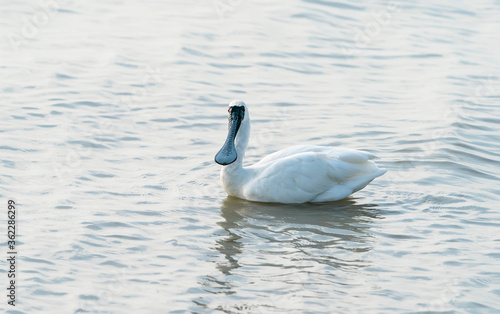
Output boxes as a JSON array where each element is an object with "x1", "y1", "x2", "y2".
[{"x1": 214, "y1": 106, "x2": 245, "y2": 165}]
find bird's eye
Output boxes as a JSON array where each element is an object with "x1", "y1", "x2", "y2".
[
  {"x1": 242, "y1": 108, "x2": 245, "y2": 112},
  {"x1": 228, "y1": 108, "x2": 230, "y2": 113}
]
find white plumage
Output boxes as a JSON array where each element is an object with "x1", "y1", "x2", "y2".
[{"x1": 215, "y1": 100, "x2": 386, "y2": 203}]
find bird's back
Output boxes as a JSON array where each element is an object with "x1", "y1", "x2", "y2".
[{"x1": 241, "y1": 145, "x2": 386, "y2": 203}]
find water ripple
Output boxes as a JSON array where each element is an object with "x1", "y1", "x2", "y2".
[{"x1": 2, "y1": 0, "x2": 500, "y2": 312}]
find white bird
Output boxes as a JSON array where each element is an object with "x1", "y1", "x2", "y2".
[{"x1": 215, "y1": 100, "x2": 387, "y2": 203}]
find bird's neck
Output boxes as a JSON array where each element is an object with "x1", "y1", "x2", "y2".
[
  {"x1": 220, "y1": 152, "x2": 248, "y2": 198},
  {"x1": 234, "y1": 118, "x2": 250, "y2": 168}
]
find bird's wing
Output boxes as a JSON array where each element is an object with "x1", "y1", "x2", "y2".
[
  {"x1": 244, "y1": 152, "x2": 341, "y2": 203},
  {"x1": 245, "y1": 149, "x2": 382, "y2": 203}
]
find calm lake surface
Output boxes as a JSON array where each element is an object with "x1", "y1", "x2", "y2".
[{"x1": 1, "y1": 0, "x2": 500, "y2": 312}]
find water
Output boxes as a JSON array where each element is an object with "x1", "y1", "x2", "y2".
[{"x1": 1, "y1": 0, "x2": 500, "y2": 312}]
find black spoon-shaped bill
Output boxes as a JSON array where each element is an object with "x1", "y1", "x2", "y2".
[{"x1": 215, "y1": 106, "x2": 245, "y2": 165}]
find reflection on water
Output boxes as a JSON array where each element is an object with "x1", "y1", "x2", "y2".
[
  {"x1": 198, "y1": 197, "x2": 382, "y2": 311},
  {"x1": 2, "y1": 0, "x2": 500, "y2": 312}
]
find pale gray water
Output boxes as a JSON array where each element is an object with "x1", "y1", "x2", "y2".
[{"x1": 1, "y1": 0, "x2": 500, "y2": 313}]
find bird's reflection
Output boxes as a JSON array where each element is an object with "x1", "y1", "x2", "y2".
[
  {"x1": 195, "y1": 197, "x2": 382, "y2": 306},
  {"x1": 201, "y1": 196, "x2": 383, "y2": 298}
]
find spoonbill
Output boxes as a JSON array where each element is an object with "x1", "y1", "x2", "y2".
[{"x1": 215, "y1": 100, "x2": 386, "y2": 203}]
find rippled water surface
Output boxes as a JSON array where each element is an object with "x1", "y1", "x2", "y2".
[{"x1": 2, "y1": 0, "x2": 500, "y2": 312}]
